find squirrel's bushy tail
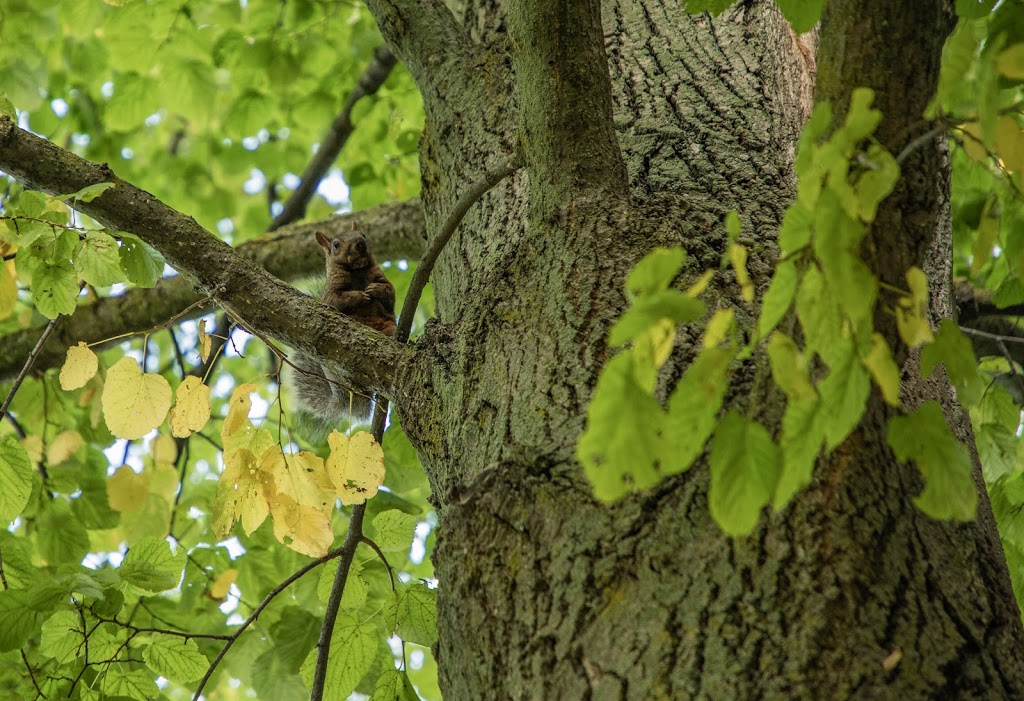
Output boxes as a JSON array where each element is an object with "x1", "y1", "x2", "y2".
[{"x1": 289, "y1": 350, "x2": 373, "y2": 444}]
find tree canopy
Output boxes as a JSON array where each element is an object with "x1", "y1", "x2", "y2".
[{"x1": 1, "y1": 0, "x2": 1024, "y2": 699}]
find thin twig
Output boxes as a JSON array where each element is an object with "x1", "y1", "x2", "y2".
[
  {"x1": 269, "y1": 47, "x2": 397, "y2": 231},
  {"x1": 396, "y1": 159, "x2": 522, "y2": 343},
  {"x1": 959, "y1": 325, "x2": 1024, "y2": 344},
  {"x1": 895, "y1": 124, "x2": 947, "y2": 166},
  {"x1": 311, "y1": 158, "x2": 521, "y2": 700},
  {"x1": 190, "y1": 543, "x2": 350, "y2": 701},
  {"x1": 361, "y1": 535, "x2": 396, "y2": 591},
  {"x1": 0, "y1": 317, "x2": 60, "y2": 420}
]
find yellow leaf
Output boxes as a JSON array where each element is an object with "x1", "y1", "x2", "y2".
[
  {"x1": 60, "y1": 342, "x2": 99, "y2": 391},
  {"x1": 728, "y1": 244, "x2": 755, "y2": 304},
  {"x1": 21, "y1": 435, "x2": 43, "y2": 465},
  {"x1": 326, "y1": 431, "x2": 385, "y2": 506},
  {"x1": 198, "y1": 319, "x2": 212, "y2": 363},
  {"x1": 996, "y1": 43, "x2": 1024, "y2": 80},
  {"x1": 47, "y1": 430, "x2": 83, "y2": 465},
  {"x1": 765, "y1": 332, "x2": 817, "y2": 401},
  {"x1": 149, "y1": 462, "x2": 180, "y2": 504},
  {"x1": 107, "y1": 465, "x2": 150, "y2": 513},
  {"x1": 633, "y1": 318, "x2": 676, "y2": 383},
  {"x1": 896, "y1": 267, "x2": 933, "y2": 348},
  {"x1": 270, "y1": 492, "x2": 333, "y2": 557},
  {"x1": 686, "y1": 270, "x2": 715, "y2": 298},
  {"x1": 958, "y1": 122, "x2": 988, "y2": 162},
  {"x1": 213, "y1": 445, "x2": 279, "y2": 538},
  {"x1": 208, "y1": 569, "x2": 237, "y2": 600},
  {"x1": 862, "y1": 333, "x2": 902, "y2": 406},
  {"x1": 151, "y1": 435, "x2": 177, "y2": 465},
  {"x1": 0, "y1": 260, "x2": 16, "y2": 321},
  {"x1": 703, "y1": 308, "x2": 735, "y2": 349},
  {"x1": 222, "y1": 383, "x2": 257, "y2": 440},
  {"x1": 101, "y1": 357, "x2": 172, "y2": 439},
  {"x1": 170, "y1": 376, "x2": 211, "y2": 438},
  {"x1": 996, "y1": 116, "x2": 1024, "y2": 173},
  {"x1": 273, "y1": 451, "x2": 333, "y2": 511}
]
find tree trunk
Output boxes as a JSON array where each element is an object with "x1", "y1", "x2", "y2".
[{"x1": 381, "y1": 0, "x2": 1024, "y2": 698}]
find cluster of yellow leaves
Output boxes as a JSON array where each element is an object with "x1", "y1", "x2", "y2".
[
  {"x1": 211, "y1": 384, "x2": 385, "y2": 557},
  {"x1": 60, "y1": 343, "x2": 211, "y2": 440}
]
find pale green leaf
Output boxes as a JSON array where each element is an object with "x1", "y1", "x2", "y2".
[
  {"x1": 76, "y1": 230, "x2": 125, "y2": 287},
  {"x1": 372, "y1": 510, "x2": 420, "y2": 553},
  {"x1": 709, "y1": 411, "x2": 781, "y2": 536},
  {"x1": 371, "y1": 669, "x2": 419, "y2": 701},
  {"x1": 117, "y1": 232, "x2": 165, "y2": 288},
  {"x1": 0, "y1": 435, "x2": 33, "y2": 522},
  {"x1": 818, "y1": 338, "x2": 871, "y2": 450},
  {"x1": 300, "y1": 611, "x2": 378, "y2": 697},
  {"x1": 774, "y1": 0, "x2": 826, "y2": 33},
  {"x1": 861, "y1": 333, "x2": 901, "y2": 406},
  {"x1": 766, "y1": 333, "x2": 816, "y2": 401},
  {"x1": 119, "y1": 536, "x2": 185, "y2": 594},
  {"x1": 887, "y1": 402, "x2": 977, "y2": 521},
  {"x1": 774, "y1": 398, "x2": 825, "y2": 509},
  {"x1": 578, "y1": 351, "x2": 664, "y2": 501},
  {"x1": 39, "y1": 611, "x2": 83, "y2": 662},
  {"x1": 142, "y1": 635, "x2": 208, "y2": 684},
  {"x1": 386, "y1": 581, "x2": 437, "y2": 646},
  {"x1": 758, "y1": 259, "x2": 798, "y2": 339},
  {"x1": 662, "y1": 346, "x2": 733, "y2": 476},
  {"x1": 102, "y1": 666, "x2": 159, "y2": 701},
  {"x1": 32, "y1": 260, "x2": 78, "y2": 318},
  {"x1": 626, "y1": 247, "x2": 686, "y2": 296}
]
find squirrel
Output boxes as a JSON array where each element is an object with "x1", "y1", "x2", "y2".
[{"x1": 291, "y1": 229, "x2": 396, "y2": 442}]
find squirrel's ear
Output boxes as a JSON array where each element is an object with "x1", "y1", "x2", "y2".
[{"x1": 315, "y1": 231, "x2": 331, "y2": 251}]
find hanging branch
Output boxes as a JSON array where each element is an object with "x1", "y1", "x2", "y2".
[
  {"x1": 310, "y1": 159, "x2": 521, "y2": 700},
  {"x1": 270, "y1": 47, "x2": 398, "y2": 231}
]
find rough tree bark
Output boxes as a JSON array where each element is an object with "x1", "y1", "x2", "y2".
[
  {"x1": 2, "y1": 0, "x2": 1023, "y2": 698},
  {"x1": 377, "y1": 0, "x2": 1024, "y2": 698}
]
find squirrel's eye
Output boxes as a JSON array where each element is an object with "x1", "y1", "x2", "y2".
[{"x1": 332, "y1": 241, "x2": 340, "y2": 252}]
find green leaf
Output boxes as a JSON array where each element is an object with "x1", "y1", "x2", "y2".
[
  {"x1": 842, "y1": 88, "x2": 882, "y2": 145},
  {"x1": 0, "y1": 435, "x2": 33, "y2": 522},
  {"x1": 709, "y1": 411, "x2": 781, "y2": 536},
  {"x1": 32, "y1": 260, "x2": 79, "y2": 318},
  {"x1": 774, "y1": 0, "x2": 826, "y2": 33},
  {"x1": 608, "y1": 291, "x2": 704, "y2": 347},
  {"x1": 662, "y1": 346, "x2": 733, "y2": 475},
  {"x1": 372, "y1": 510, "x2": 420, "y2": 553},
  {"x1": 76, "y1": 230, "x2": 126, "y2": 287},
  {"x1": 813, "y1": 192, "x2": 876, "y2": 326},
  {"x1": 319, "y1": 558, "x2": 369, "y2": 610},
  {"x1": 39, "y1": 611, "x2": 84, "y2": 663},
  {"x1": 724, "y1": 210, "x2": 741, "y2": 243},
  {"x1": 766, "y1": 333, "x2": 816, "y2": 401},
  {"x1": 224, "y1": 89, "x2": 275, "y2": 139},
  {"x1": 371, "y1": 669, "x2": 419, "y2": 701},
  {"x1": 855, "y1": 145, "x2": 900, "y2": 222},
  {"x1": 774, "y1": 398, "x2": 825, "y2": 509},
  {"x1": 818, "y1": 337, "x2": 871, "y2": 450},
  {"x1": 36, "y1": 500, "x2": 90, "y2": 565},
  {"x1": 102, "y1": 665, "x2": 159, "y2": 701},
  {"x1": 758, "y1": 259, "x2": 798, "y2": 339},
  {"x1": 861, "y1": 333, "x2": 902, "y2": 406},
  {"x1": 142, "y1": 635, "x2": 208, "y2": 684},
  {"x1": 578, "y1": 351, "x2": 664, "y2": 501},
  {"x1": 386, "y1": 581, "x2": 437, "y2": 646},
  {"x1": 796, "y1": 267, "x2": 842, "y2": 363},
  {"x1": 956, "y1": 0, "x2": 997, "y2": 19},
  {"x1": 0, "y1": 589, "x2": 52, "y2": 652},
  {"x1": 887, "y1": 402, "x2": 977, "y2": 521},
  {"x1": 119, "y1": 536, "x2": 186, "y2": 594},
  {"x1": 777, "y1": 201, "x2": 813, "y2": 253},
  {"x1": 300, "y1": 611, "x2": 378, "y2": 697},
  {"x1": 625, "y1": 247, "x2": 686, "y2": 296},
  {"x1": 58, "y1": 182, "x2": 116, "y2": 204},
  {"x1": 108, "y1": 72, "x2": 161, "y2": 132},
  {"x1": 118, "y1": 232, "x2": 165, "y2": 287},
  {"x1": 920, "y1": 318, "x2": 980, "y2": 388},
  {"x1": 992, "y1": 276, "x2": 1024, "y2": 308}
]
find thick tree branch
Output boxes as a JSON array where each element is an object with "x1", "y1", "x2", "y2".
[
  {"x1": 0, "y1": 199, "x2": 425, "y2": 382},
  {"x1": 269, "y1": 46, "x2": 398, "y2": 231},
  {"x1": 956, "y1": 281, "x2": 1024, "y2": 325},
  {"x1": 364, "y1": 0, "x2": 478, "y2": 97},
  {"x1": 507, "y1": 0, "x2": 628, "y2": 204},
  {"x1": 0, "y1": 117, "x2": 415, "y2": 401}
]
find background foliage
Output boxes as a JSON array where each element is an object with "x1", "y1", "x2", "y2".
[{"x1": 1, "y1": 0, "x2": 1024, "y2": 699}]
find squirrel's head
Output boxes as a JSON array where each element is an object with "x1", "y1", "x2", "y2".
[{"x1": 315, "y1": 230, "x2": 372, "y2": 270}]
